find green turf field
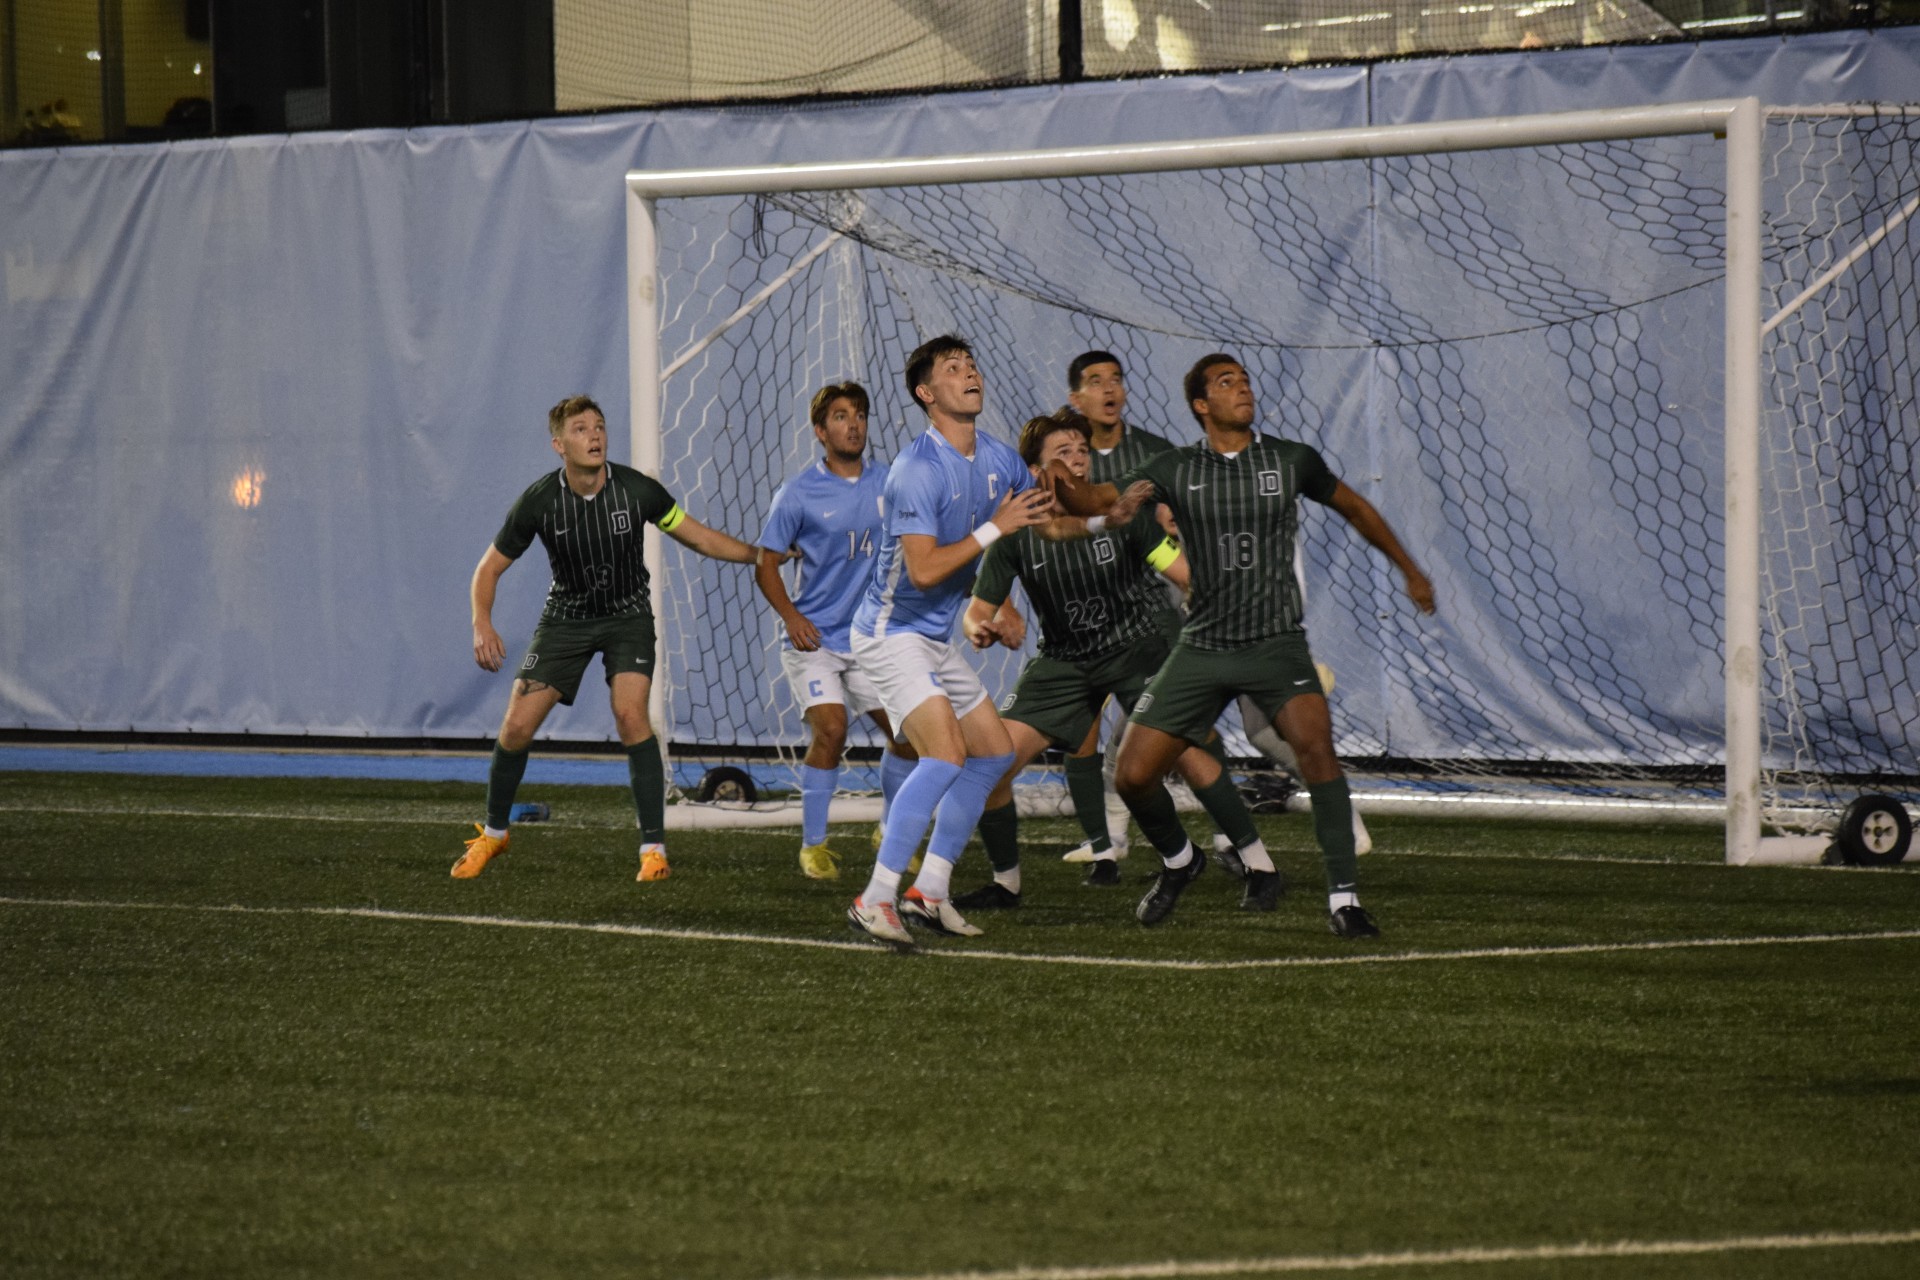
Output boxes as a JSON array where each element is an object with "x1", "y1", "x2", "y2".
[{"x1": 4, "y1": 770, "x2": 1918, "y2": 1279}]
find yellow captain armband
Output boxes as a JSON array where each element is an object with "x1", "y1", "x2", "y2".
[
  {"x1": 1146, "y1": 538, "x2": 1180, "y2": 574},
  {"x1": 656, "y1": 504, "x2": 687, "y2": 533}
]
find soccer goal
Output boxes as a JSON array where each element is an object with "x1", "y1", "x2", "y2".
[{"x1": 625, "y1": 99, "x2": 1920, "y2": 865}]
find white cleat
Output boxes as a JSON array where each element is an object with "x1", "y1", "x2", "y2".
[
  {"x1": 899, "y1": 888, "x2": 984, "y2": 937},
  {"x1": 846, "y1": 897, "x2": 916, "y2": 950},
  {"x1": 1062, "y1": 838, "x2": 1128, "y2": 864}
]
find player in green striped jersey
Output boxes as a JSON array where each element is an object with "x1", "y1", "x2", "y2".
[
  {"x1": 1069, "y1": 350, "x2": 1177, "y2": 486},
  {"x1": 451, "y1": 395, "x2": 760, "y2": 884},
  {"x1": 1057, "y1": 351, "x2": 1179, "y2": 859},
  {"x1": 953, "y1": 412, "x2": 1277, "y2": 908},
  {"x1": 1051, "y1": 355, "x2": 1435, "y2": 939}
]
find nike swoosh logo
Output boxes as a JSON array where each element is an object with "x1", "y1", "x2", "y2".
[
  {"x1": 1186, "y1": 483, "x2": 1205, "y2": 490},
  {"x1": 554, "y1": 526, "x2": 569, "y2": 535},
  {"x1": 1031, "y1": 558, "x2": 1045, "y2": 569},
  {"x1": 821, "y1": 510, "x2": 837, "y2": 519}
]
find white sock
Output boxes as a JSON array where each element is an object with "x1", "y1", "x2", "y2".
[
  {"x1": 911, "y1": 853, "x2": 956, "y2": 900},
  {"x1": 994, "y1": 866, "x2": 1023, "y2": 893},
  {"x1": 862, "y1": 863, "x2": 903, "y2": 906},
  {"x1": 1236, "y1": 838, "x2": 1275, "y2": 873},
  {"x1": 1163, "y1": 842, "x2": 1194, "y2": 871},
  {"x1": 483, "y1": 825, "x2": 508, "y2": 839},
  {"x1": 1329, "y1": 890, "x2": 1359, "y2": 911}
]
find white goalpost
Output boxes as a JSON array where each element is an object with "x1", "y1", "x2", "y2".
[{"x1": 625, "y1": 99, "x2": 1920, "y2": 864}]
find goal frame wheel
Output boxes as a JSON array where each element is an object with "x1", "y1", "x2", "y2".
[
  {"x1": 693, "y1": 765, "x2": 758, "y2": 804},
  {"x1": 1833, "y1": 794, "x2": 1913, "y2": 867}
]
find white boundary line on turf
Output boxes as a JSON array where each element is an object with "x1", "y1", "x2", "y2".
[
  {"x1": 824, "y1": 1228, "x2": 1920, "y2": 1279},
  {"x1": 3, "y1": 896, "x2": 1918, "y2": 971}
]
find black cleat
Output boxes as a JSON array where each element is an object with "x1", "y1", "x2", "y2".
[
  {"x1": 953, "y1": 881, "x2": 1022, "y2": 911},
  {"x1": 1211, "y1": 841, "x2": 1248, "y2": 880},
  {"x1": 1329, "y1": 904, "x2": 1381, "y2": 939},
  {"x1": 1240, "y1": 867, "x2": 1287, "y2": 911},
  {"x1": 1083, "y1": 858, "x2": 1121, "y2": 887},
  {"x1": 1135, "y1": 846, "x2": 1206, "y2": 927}
]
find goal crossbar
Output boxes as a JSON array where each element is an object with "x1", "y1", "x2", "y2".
[{"x1": 625, "y1": 98, "x2": 1775, "y2": 863}]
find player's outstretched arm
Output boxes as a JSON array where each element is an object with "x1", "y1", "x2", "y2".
[
  {"x1": 1034, "y1": 481, "x2": 1158, "y2": 541},
  {"x1": 754, "y1": 547, "x2": 821, "y2": 651},
  {"x1": 1044, "y1": 462, "x2": 1122, "y2": 517},
  {"x1": 667, "y1": 515, "x2": 759, "y2": 564},
  {"x1": 470, "y1": 546, "x2": 515, "y2": 672},
  {"x1": 1325, "y1": 481, "x2": 1436, "y2": 615},
  {"x1": 899, "y1": 487, "x2": 1054, "y2": 590}
]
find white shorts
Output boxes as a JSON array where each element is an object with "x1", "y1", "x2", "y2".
[
  {"x1": 781, "y1": 646, "x2": 886, "y2": 718},
  {"x1": 851, "y1": 630, "x2": 990, "y2": 728}
]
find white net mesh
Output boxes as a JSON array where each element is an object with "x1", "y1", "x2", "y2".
[{"x1": 648, "y1": 107, "x2": 1920, "y2": 830}]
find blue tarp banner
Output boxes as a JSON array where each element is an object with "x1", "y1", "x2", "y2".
[{"x1": 2, "y1": 30, "x2": 1915, "y2": 744}]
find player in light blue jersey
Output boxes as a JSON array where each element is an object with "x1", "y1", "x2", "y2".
[
  {"x1": 755, "y1": 382, "x2": 917, "y2": 881},
  {"x1": 843, "y1": 335, "x2": 1059, "y2": 947}
]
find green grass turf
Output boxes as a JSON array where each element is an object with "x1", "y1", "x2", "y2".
[{"x1": 3, "y1": 770, "x2": 1918, "y2": 1279}]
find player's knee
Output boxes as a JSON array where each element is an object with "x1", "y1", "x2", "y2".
[
  {"x1": 1113, "y1": 759, "x2": 1162, "y2": 799},
  {"x1": 810, "y1": 720, "x2": 849, "y2": 759},
  {"x1": 611, "y1": 707, "x2": 653, "y2": 743}
]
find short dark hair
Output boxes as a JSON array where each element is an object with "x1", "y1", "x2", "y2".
[
  {"x1": 1183, "y1": 354, "x2": 1242, "y2": 425},
  {"x1": 548, "y1": 394, "x2": 605, "y2": 438},
  {"x1": 904, "y1": 334, "x2": 972, "y2": 416},
  {"x1": 809, "y1": 381, "x2": 869, "y2": 429},
  {"x1": 1067, "y1": 350, "x2": 1123, "y2": 391},
  {"x1": 1017, "y1": 408, "x2": 1091, "y2": 467}
]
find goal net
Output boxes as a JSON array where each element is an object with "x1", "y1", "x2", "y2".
[{"x1": 628, "y1": 101, "x2": 1920, "y2": 860}]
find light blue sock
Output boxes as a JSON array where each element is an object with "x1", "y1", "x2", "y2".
[
  {"x1": 926, "y1": 751, "x2": 1016, "y2": 864},
  {"x1": 880, "y1": 748, "x2": 915, "y2": 824},
  {"x1": 800, "y1": 765, "x2": 837, "y2": 847},
  {"x1": 875, "y1": 758, "x2": 962, "y2": 873}
]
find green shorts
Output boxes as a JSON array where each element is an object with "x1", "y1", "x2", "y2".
[
  {"x1": 999, "y1": 631, "x2": 1174, "y2": 749},
  {"x1": 517, "y1": 613, "x2": 656, "y2": 706},
  {"x1": 1129, "y1": 632, "x2": 1322, "y2": 745}
]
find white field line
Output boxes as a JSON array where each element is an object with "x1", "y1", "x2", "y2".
[
  {"x1": 825, "y1": 1228, "x2": 1920, "y2": 1280},
  {"x1": 2, "y1": 896, "x2": 1917, "y2": 972},
  {"x1": 0, "y1": 802, "x2": 1781, "y2": 869}
]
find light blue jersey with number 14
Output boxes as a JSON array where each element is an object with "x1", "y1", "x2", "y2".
[{"x1": 757, "y1": 460, "x2": 889, "y2": 652}]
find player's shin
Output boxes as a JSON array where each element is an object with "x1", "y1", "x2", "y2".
[
  {"x1": 870, "y1": 758, "x2": 962, "y2": 884},
  {"x1": 1064, "y1": 753, "x2": 1111, "y2": 852},
  {"x1": 1126, "y1": 779, "x2": 1193, "y2": 865},
  {"x1": 1308, "y1": 777, "x2": 1360, "y2": 899},
  {"x1": 626, "y1": 739, "x2": 667, "y2": 844},
  {"x1": 977, "y1": 801, "x2": 1021, "y2": 891},
  {"x1": 801, "y1": 764, "x2": 838, "y2": 847},
  {"x1": 486, "y1": 745, "x2": 530, "y2": 831},
  {"x1": 920, "y1": 751, "x2": 1015, "y2": 896}
]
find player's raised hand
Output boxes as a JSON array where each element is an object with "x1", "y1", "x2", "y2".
[
  {"x1": 991, "y1": 485, "x2": 1056, "y2": 534},
  {"x1": 1104, "y1": 480, "x2": 1157, "y2": 527},
  {"x1": 474, "y1": 622, "x2": 507, "y2": 672}
]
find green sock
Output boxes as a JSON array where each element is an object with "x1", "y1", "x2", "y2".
[
  {"x1": 1064, "y1": 753, "x2": 1111, "y2": 851},
  {"x1": 1193, "y1": 773, "x2": 1260, "y2": 851},
  {"x1": 1127, "y1": 782, "x2": 1189, "y2": 860},
  {"x1": 485, "y1": 745, "x2": 529, "y2": 830},
  {"x1": 1308, "y1": 777, "x2": 1359, "y2": 893},
  {"x1": 978, "y1": 801, "x2": 1021, "y2": 873},
  {"x1": 627, "y1": 739, "x2": 666, "y2": 844}
]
